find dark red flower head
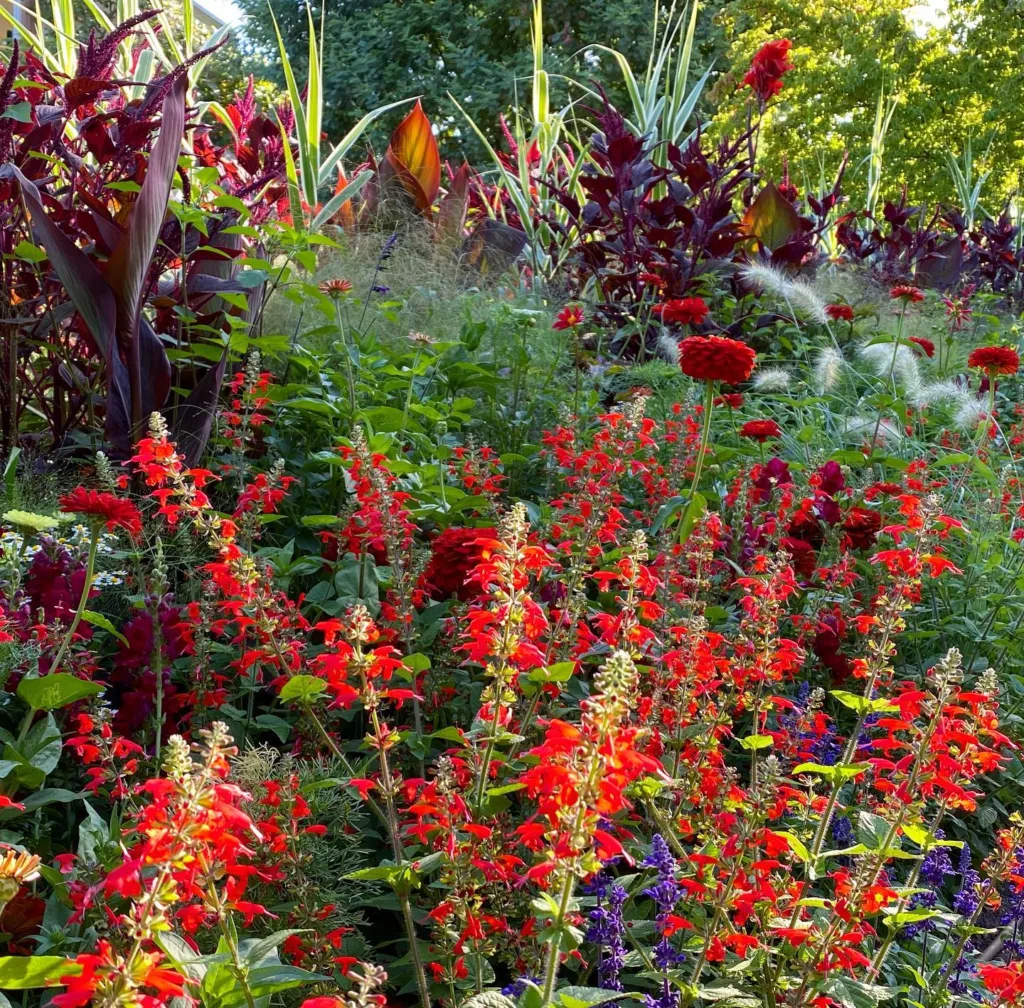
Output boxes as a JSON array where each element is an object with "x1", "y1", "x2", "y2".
[
  {"x1": 58, "y1": 487, "x2": 142, "y2": 537},
  {"x1": 909, "y1": 337, "x2": 935, "y2": 358},
  {"x1": 553, "y1": 304, "x2": 585, "y2": 330},
  {"x1": 678, "y1": 335, "x2": 757, "y2": 385},
  {"x1": 968, "y1": 345, "x2": 1020, "y2": 376},
  {"x1": 841, "y1": 505, "x2": 882, "y2": 551},
  {"x1": 826, "y1": 303, "x2": 854, "y2": 322},
  {"x1": 652, "y1": 297, "x2": 709, "y2": 327},
  {"x1": 739, "y1": 419, "x2": 782, "y2": 443},
  {"x1": 890, "y1": 284, "x2": 924, "y2": 304},
  {"x1": 420, "y1": 526, "x2": 496, "y2": 601},
  {"x1": 743, "y1": 39, "x2": 793, "y2": 103}
]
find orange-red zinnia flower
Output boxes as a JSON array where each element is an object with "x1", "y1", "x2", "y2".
[
  {"x1": 678, "y1": 335, "x2": 757, "y2": 385},
  {"x1": 652, "y1": 297, "x2": 709, "y2": 327},
  {"x1": 739, "y1": 419, "x2": 782, "y2": 442},
  {"x1": 59, "y1": 488, "x2": 142, "y2": 537},
  {"x1": 968, "y1": 345, "x2": 1020, "y2": 376},
  {"x1": 890, "y1": 284, "x2": 924, "y2": 303}
]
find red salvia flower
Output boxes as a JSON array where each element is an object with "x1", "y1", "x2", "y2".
[
  {"x1": 678, "y1": 335, "x2": 757, "y2": 384},
  {"x1": 58, "y1": 487, "x2": 142, "y2": 537}
]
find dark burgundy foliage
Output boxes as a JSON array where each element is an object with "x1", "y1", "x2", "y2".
[{"x1": 0, "y1": 27, "x2": 285, "y2": 459}]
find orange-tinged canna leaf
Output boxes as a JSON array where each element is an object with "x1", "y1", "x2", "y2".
[
  {"x1": 741, "y1": 180, "x2": 801, "y2": 252},
  {"x1": 383, "y1": 99, "x2": 441, "y2": 213}
]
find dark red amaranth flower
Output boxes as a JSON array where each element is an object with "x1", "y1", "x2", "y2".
[
  {"x1": 58, "y1": 488, "x2": 142, "y2": 537},
  {"x1": 968, "y1": 345, "x2": 1020, "y2": 376},
  {"x1": 739, "y1": 419, "x2": 782, "y2": 443},
  {"x1": 678, "y1": 336, "x2": 757, "y2": 385},
  {"x1": 743, "y1": 39, "x2": 793, "y2": 103},
  {"x1": 421, "y1": 526, "x2": 497, "y2": 601},
  {"x1": 909, "y1": 337, "x2": 935, "y2": 358},
  {"x1": 651, "y1": 297, "x2": 708, "y2": 326}
]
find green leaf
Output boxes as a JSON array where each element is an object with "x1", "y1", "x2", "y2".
[
  {"x1": 822, "y1": 976, "x2": 896, "y2": 1008},
  {"x1": 300, "y1": 515, "x2": 342, "y2": 528},
  {"x1": 278, "y1": 675, "x2": 327, "y2": 703},
  {"x1": 11, "y1": 241, "x2": 46, "y2": 263},
  {"x1": 677, "y1": 491, "x2": 706, "y2": 546},
  {"x1": 740, "y1": 734, "x2": 773, "y2": 751},
  {"x1": 17, "y1": 673, "x2": 103, "y2": 711},
  {"x1": 0, "y1": 956, "x2": 79, "y2": 988},
  {"x1": 0, "y1": 102, "x2": 32, "y2": 123},
  {"x1": 527, "y1": 661, "x2": 575, "y2": 684},
  {"x1": 81, "y1": 610, "x2": 129, "y2": 646},
  {"x1": 792, "y1": 762, "x2": 870, "y2": 784},
  {"x1": 858, "y1": 811, "x2": 897, "y2": 852},
  {"x1": 776, "y1": 830, "x2": 811, "y2": 863},
  {"x1": 558, "y1": 988, "x2": 643, "y2": 1008},
  {"x1": 361, "y1": 405, "x2": 422, "y2": 433},
  {"x1": 830, "y1": 690, "x2": 899, "y2": 715},
  {"x1": 462, "y1": 992, "x2": 516, "y2": 1008}
]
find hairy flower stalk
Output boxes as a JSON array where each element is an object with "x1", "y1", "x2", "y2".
[
  {"x1": 470, "y1": 503, "x2": 543, "y2": 811},
  {"x1": 525, "y1": 649, "x2": 654, "y2": 1003}
]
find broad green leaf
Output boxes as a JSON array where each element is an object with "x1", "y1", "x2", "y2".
[
  {"x1": 830, "y1": 690, "x2": 899, "y2": 714},
  {"x1": 17, "y1": 673, "x2": 104, "y2": 710},
  {"x1": 278, "y1": 675, "x2": 327, "y2": 703},
  {"x1": 0, "y1": 956, "x2": 79, "y2": 988}
]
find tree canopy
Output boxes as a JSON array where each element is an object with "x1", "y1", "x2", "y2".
[{"x1": 229, "y1": 0, "x2": 1024, "y2": 209}]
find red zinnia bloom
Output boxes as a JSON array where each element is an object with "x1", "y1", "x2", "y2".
[
  {"x1": 841, "y1": 506, "x2": 882, "y2": 551},
  {"x1": 743, "y1": 39, "x2": 793, "y2": 103},
  {"x1": 968, "y1": 345, "x2": 1020, "y2": 376},
  {"x1": 825, "y1": 303, "x2": 854, "y2": 322},
  {"x1": 678, "y1": 335, "x2": 757, "y2": 385},
  {"x1": 652, "y1": 297, "x2": 709, "y2": 327},
  {"x1": 739, "y1": 419, "x2": 782, "y2": 443},
  {"x1": 715, "y1": 393, "x2": 745, "y2": 408},
  {"x1": 909, "y1": 337, "x2": 935, "y2": 358},
  {"x1": 420, "y1": 526, "x2": 497, "y2": 601},
  {"x1": 58, "y1": 487, "x2": 142, "y2": 537},
  {"x1": 553, "y1": 304, "x2": 585, "y2": 330},
  {"x1": 890, "y1": 284, "x2": 924, "y2": 304},
  {"x1": 780, "y1": 536, "x2": 816, "y2": 578}
]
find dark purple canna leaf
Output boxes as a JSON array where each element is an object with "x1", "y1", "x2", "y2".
[
  {"x1": 171, "y1": 345, "x2": 229, "y2": 465},
  {"x1": 105, "y1": 73, "x2": 185, "y2": 431},
  {"x1": 0, "y1": 163, "x2": 133, "y2": 452}
]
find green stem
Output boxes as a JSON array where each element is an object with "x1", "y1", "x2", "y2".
[
  {"x1": 540, "y1": 870, "x2": 576, "y2": 1005},
  {"x1": 679, "y1": 382, "x2": 715, "y2": 544},
  {"x1": 46, "y1": 520, "x2": 100, "y2": 676}
]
